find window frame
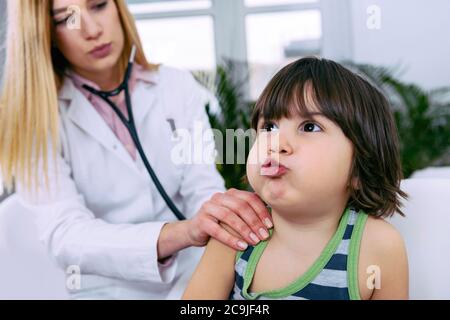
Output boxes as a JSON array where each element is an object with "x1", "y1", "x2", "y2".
[{"x1": 126, "y1": 0, "x2": 353, "y2": 64}]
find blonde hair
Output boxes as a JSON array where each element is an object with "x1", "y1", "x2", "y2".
[{"x1": 0, "y1": 0, "x2": 156, "y2": 194}]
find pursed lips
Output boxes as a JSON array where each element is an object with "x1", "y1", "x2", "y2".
[
  {"x1": 89, "y1": 43, "x2": 110, "y2": 54},
  {"x1": 260, "y1": 158, "x2": 289, "y2": 177}
]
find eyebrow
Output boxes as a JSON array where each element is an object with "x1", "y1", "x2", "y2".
[
  {"x1": 52, "y1": 0, "x2": 96, "y2": 16},
  {"x1": 258, "y1": 112, "x2": 326, "y2": 124},
  {"x1": 305, "y1": 112, "x2": 325, "y2": 117},
  {"x1": 52, "y1": 7, "x2": 68, "y2": 16},
  {"x1": 293, "y1": 111, "x2": 326, "y2": 120}
]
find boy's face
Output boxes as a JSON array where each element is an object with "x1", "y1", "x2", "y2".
[{"x1": 247, "y1": 105, "x2": 355, "y2": 216}]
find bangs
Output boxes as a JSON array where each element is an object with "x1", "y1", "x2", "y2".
[
  {"x1": 252, "y1": 81, "x2": 321, "y2": 129},
  {"x1": 251, "y1": 57, "x2": 343, "y2": 130}
]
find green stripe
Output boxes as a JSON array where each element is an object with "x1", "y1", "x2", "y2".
[
  {"x1": 347, "y1": 211, "x2": 369, "y2": 300},
  {"x1": 241, "y1": 207, "x2": 351, "y2": 300}
]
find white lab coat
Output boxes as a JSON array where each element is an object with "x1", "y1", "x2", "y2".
[{"x1": 15, "y1": 65, "x2": 225, "y2": 299}]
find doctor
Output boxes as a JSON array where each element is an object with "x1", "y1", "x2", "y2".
[{"x1": 0, "y1": 0, "x2": 272, "y2": 299}]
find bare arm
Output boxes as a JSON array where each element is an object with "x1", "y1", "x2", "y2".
[
  {"x1": 182, "y1": 237, "x2": 238, "y2": 300},
  {"x1": 371, "y1": 233, "x2": 409, "y2": 299},
  {"x1": 361, "y1": 217, "x2": 409, "y2": 300}
]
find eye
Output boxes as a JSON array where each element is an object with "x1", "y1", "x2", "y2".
[
  {"x1": 300, "y1": 122, "x2": 322, "y2": 133},
  {"x1": 54, "y1": 15, "x2": 71, "y2": 26},
  {"x1": 261, "y1": 121, "x2": 279, "y2": 133},
  {"x1": 93, "y1": 1, "x2": 108, "y2": 10}
]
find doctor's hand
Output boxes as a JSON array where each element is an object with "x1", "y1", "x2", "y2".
[{"x1": 187, "y1": 189, "x2": 273, "y2": 251}]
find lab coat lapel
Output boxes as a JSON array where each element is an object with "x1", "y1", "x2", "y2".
[
  {"x1": 61, "y1": 80, "x2": 142, "y2": 176},
  {"x1": 131, "y1": 81, "x2": 159, "y2": 130}
]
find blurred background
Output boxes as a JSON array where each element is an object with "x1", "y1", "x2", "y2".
[
  {"x1": 0, "y1": 0, "x2": 449, "y2": 299},
  {"x1": 122, "y1": 0, "x2": 450, "y2": 189},
  {"x1": 124, "y1": 0, "x2": 450, "y2": 95},
  {"x1": 0, "y1": 0, "x2": 449, "y2": 192}
]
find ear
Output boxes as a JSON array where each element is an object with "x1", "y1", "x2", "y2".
[{"x1": 349, "y1": 176, "x2": 360, "y2": 190}]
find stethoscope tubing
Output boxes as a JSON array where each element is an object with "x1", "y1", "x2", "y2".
[{"x1": 82, "y1": 46, "x2": 186, "y2": 221}]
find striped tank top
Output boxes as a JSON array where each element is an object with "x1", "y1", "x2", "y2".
[{"x1": 230, "y1": 207, "x2": 368, "y2": 300}]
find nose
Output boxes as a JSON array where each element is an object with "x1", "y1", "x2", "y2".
[
  {"x1": 81, "y1": 10, "x2": 103, "y2": 40},
  {"x1": 268, "y1": 131, "x2": 293, "y2": 156}
]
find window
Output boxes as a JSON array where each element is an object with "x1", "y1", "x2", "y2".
[
  {"x1": 128, "y1": 0, "x2": 211, "y2": 13},
  {"x1": 246, "y1": 9, "x2": 322, "y2": 98},
  {"x1": 245, "y1": 0, "x2": 317, "y2": 7},
  {"x1": 127, "y1": 0, "x2": 215, "y2": 71},
  {"x1": 127, "y1": 0, "x2": 352, "y2": 99},
  {"x1": 135, "y1": 16, "x2": 216, "y2": 70}
]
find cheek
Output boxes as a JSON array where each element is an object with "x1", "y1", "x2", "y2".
[
  {"x1": 308, "y1": 139, "x2": 353, "y2": 190},
  {"x1": 104, "y1": 4, "x2": 124, "y2": 39},
  {"x1": 54, "y1": 29, "x2": 84, "y2": 59},
  {"x1": 246, "y1": 144, "x2": 263, "y2": 192},
  {"x1": 331, "y1": 139, "x2": 354, "y2": 183}
]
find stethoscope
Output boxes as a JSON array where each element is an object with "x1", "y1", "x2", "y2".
[{"x1": 82, "y1": 45, "x2": 186, "y2": 221}]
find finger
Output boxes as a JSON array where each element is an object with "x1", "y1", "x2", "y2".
[
  {"x1": 203, "y1": 218, "x2": 249, "y2": 251},
  {"x1": 203, "y1": 201, "x2": 261, "y2": 245},
  {"x1": 213, "y1": 192, "x2": 270, "y2": 241},
  {"x1": 227, "y1": 189, "x2": 273, "y2": 229}
]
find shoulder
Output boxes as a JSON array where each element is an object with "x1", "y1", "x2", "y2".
[
  {"x1": 362, "y1": 215, "x2": 406, "y2": 256},
  {"x1": 155, "y1": 65, "x2": 213, "y2": 110},
  {"x1": 358, "y1": 214, "x2": 409, "y2": 299},
  {"x1": 157, "y1": 65, "x2": 198, "y2": 87},
  {"x1": 204, "y1": 223, "x2": 243, "y2": 267}
]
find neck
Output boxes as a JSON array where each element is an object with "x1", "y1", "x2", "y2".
[
  {"x1": 73, "y1": 66, "x2": 122, "y2": 91},
  {"x1": 269, "y1": 204, "x2": 347, "y2": 253}
]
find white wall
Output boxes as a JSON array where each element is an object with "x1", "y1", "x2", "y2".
[{"x1": 350, "y1": 0, "x2": 450, "y2": 90}]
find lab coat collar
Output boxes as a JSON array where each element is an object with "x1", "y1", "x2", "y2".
[
  {"x1": 58, "y1": 67, "x2": 161, "y2": 175},
  {"x1": 58, "y1": 65, "x2": 160, "y2": 100}
]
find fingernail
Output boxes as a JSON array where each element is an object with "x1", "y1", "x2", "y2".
[
  {"x1": 259, "y1": 228, "x2": 269, "y2": 239},
  {"x1": 249, "y1": 233, "x2": 260, "y2": 244},
  {"x1": 238, "y1": 241, "x2": 248, "y2": 250},
  {"x1": 264, "y1": 218, "x2": 273, "y2": 229}
]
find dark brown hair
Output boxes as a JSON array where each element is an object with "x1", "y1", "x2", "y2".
[{"x1": 251, "y1": 57, "x2": 407, "y2": 217}]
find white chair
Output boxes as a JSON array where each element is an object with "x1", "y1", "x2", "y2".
[
  {"x1": 410, "y1": 166, "x2": 450, "y2": 179},
  {"x1": 0, "y1": 175, "x2": 449, "y2": 299},
  {"x1": 0, "y1": 195, "x2": 69, "y2": 300},
  {"x1": 389, "y1": 178, "x2": 450, "y2": 300}
]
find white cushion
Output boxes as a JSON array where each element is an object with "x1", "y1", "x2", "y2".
[
  {"x1": 0, "y1": 195, "x2": 69, "y2": 300},
  {"x1": 1, "y1": 175, "x2": 449, "y2": 299},
  {"x1": 389, "y1": 178, "x2": 450, "y2": 299},
  {"x1": 410, "y1": 166, "x2": 450, "y2": 179}
]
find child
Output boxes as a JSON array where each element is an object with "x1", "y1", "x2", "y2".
[{"x1": 183, "y1": 57, "x2": 409, "y2": 300}]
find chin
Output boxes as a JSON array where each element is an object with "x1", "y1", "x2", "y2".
[
  {"x1": 264, "y1": 178, "x2": 290, "y2": 195},
  {"x1": 102, "y1": 53, "x2": 120, "y2": 68},
  {"x1": 261, "y1": 183, "x2": 305, "y2": 210},
  {"x1": 260, "y1": 186, "x2": 288, "y2": 205},
  {"x1": 265, "y1": 199, "x2": 297, "y2": 215},
  {"x1": 88, "y1": 59, "x2": 119, "y2": 76}
]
